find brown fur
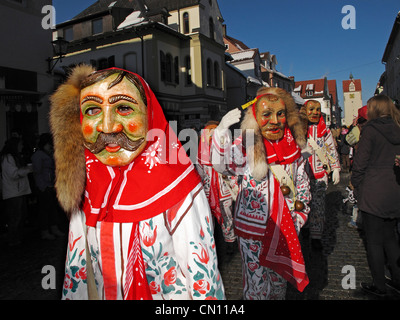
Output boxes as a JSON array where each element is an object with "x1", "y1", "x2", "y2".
[
  {"x1": 241, "y1": 87, "x2": 307, "y2": 181},
  {"x1": 49, "y1": 64, "x2": 95, "y2": 216}
]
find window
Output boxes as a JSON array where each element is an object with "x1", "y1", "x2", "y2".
[
  {"x1": 166, "y1": 54, "x2": 173, "y2": 83},
  {"x1": 174, "y1": 56, "x2": 179, "y2": 84},
  {"x1": 185, "y1": 56, "x2": 192, "y2": 85},
  {"x1": 209, "y1": 18, "x2": 214, "y2": 40},
  {"x1": 92, "y1": 18, "x2": 103, "y2": 35},
  {"x1": 214, "y1": 62, "x2": 220, "y2": 88},
  {"x1": 207, "y1": 59, "x2": 212, "y2": 86},
  {"x1": 64, "y1": 26, "x2": 73, "y2": 42},
  {"x1": 160, "y1": 51, "x2": 166, "y2": 81},
  {"x1": 306, "y1": 91, "x2": 313, "y2": 97},
  {"x1": 183, "y1": 12, "x2": 190, "y2": 34}
]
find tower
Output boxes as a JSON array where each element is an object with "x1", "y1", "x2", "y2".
[{"x1": 342, "y1": 74, "x2": 363, "y2": 126}]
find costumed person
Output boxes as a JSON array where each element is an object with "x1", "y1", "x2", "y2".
[
  {"x1": 196, "y1": 121, "x2": 238, "y2": 250},
  {"x1": 49, "y1": 65, "x2": 224, "y2": 300},
  {"x1": 299, "y1": 100, "x2": 340, "y2": 250},
  {"x1": 211, "y1": 87, "x2": 311, "y2": 300}
]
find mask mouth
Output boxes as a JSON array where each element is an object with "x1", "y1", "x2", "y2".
[{"x1": 84, "y1": 132, "x2": 145, "y2": 154}]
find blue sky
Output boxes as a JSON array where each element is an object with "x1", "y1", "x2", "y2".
[{"x1": 53, "y1": 0, "x2": 400, "y2": 107}]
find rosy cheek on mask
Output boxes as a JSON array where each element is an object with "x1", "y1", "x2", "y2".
[
  {"x1": 260, "y1": 118, "x2": 268, "y2": 127},
  {"x1": 83, "y1": 124, "x2": 94, "y2": 136},
  {"x1": 128, "y1": 121, "x2": 139, "y2": 133}
]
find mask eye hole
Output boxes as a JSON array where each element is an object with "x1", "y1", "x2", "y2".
[
  {"x1": 116, "y1": 105, "x2": 134, "y2": 116},
  {"x1": 85, "y1": 107, "x2": 101, "y2": 116}
]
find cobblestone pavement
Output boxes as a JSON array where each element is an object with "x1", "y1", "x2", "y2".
[{"x1": 0, "y1": 172, "x2": 399, "y2": 300}]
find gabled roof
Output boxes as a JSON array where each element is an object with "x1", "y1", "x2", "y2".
[
  {"x1": 294, "y1": 79, "x2": 326, "y2": 98},
  {"x1": 224, "y1": 34, "x2": 250, "y2": 53},
  {"x1": 342, "y1": 79, "x2": 362, "y2": 93}
]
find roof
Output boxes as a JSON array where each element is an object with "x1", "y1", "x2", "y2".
[
  {"x1": 294, "y1": 79, "x2": 326, "y2": 98},
  {"x1": 342, "y1": 79, "x2": 362, "y2": 93},
  {"x1": 382, "y1": 11, "x2": 400, "y2": 63},
  {"x1": 229, "y1": 48, "x2": 258, "y2": 62},
  {"x1": 72, "y1": 0, "x2": 200, "y2": 21},
  {"x1": 224, "y1": 34, "x2": 250, "y2": 53}
]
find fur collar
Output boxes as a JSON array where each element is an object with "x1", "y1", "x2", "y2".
[{"x1": 49, "y1": 65, "x2": 96, "y2": 215}]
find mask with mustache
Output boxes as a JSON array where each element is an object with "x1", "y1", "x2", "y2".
[{"x1": 84, "y1": 132, "x2": 145, "y2": 154}]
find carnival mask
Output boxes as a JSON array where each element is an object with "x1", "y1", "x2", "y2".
[
  {"x1": 305, "y1": 100, "x2": 321, "y2": 123},
  {"x1": 80, "y1": 73, "x2": 148, "y2": 166},
  {"x1": 255, "y1": 94, "x2": 286, "y2": 141}
]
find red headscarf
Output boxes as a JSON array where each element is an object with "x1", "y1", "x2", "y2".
[{"x1": 82, "y1": 68, "x2": 201, "y2": 227}]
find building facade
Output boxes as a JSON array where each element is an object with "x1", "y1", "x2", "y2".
[
  {"x1": 0, "y1": 0, "x2": 54, "y2": 149},
  {"x1": 223, "y1": 28, "x2": 294, "y2": 100},
  {"x1": 53, "y1": 0, "x2": 230, "y2": 131},
  {"x1": 382, "y1": 11, "x2": 400, "y2": 104},
  {"x1": 342, "y1": 75, "x2": 363, "y2": 126}
]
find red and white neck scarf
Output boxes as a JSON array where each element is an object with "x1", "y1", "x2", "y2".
[
  {"x1": 263, "y1": 126, "x2": 301, "y2": 165},
  {"x1": 308, "y1": 115, "x2": 327, "y2": 138},
  {"x1": 81, "y1": 68, "x2": 201, "y2": 300}
]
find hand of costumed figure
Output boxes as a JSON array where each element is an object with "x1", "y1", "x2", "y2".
[
  {"x1": 332, "y1": 168, "x2": 340, "y2": 185},
  {"x1": 218, "y1": 108, "x2": 242, "y2": 130}
]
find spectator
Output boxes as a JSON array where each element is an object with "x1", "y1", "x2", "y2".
[
  {"x1": 31, "y1": 133, "x2": 64, "y2": 240},
  {"x1": 0, "y1": 136, "x2": 32, "y2": 246},
  {"x1": 351, "y1": 94, "x2": 400, "y2": 296},
  {"x1": 337, "y1": 126, "x2": 351, "y2": 173}
]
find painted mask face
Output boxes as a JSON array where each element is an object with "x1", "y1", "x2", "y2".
[
  {"x1": 255, "y1": 95, "x2": 286, "y2": 141},
  {"x1": 80, "y1": 74, "x2": 148, "y2": 166},
  {"x1": 305, "y1": 100, "x2": 321, "y2": 123}
]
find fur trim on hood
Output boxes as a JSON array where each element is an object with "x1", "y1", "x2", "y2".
[
  {"x1": 240, "y1": 87, "x2": 307, "y2": 181},
  {"x1": 49, "y1": 64, "x2": 96, "y2": 215}
]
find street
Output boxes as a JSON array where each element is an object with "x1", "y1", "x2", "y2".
[{"x1": 0, "y1": 171, "x2": 399, "y2": 300}]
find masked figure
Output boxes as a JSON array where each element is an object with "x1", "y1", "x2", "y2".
[
  {"x1": 196, "y1": 121, "x2": 238, "y2": 244},
  {"x1": 211, "y1": 87, "x2": 311, "y2": 300},
  {"x1": 50, "y1": 65, "x2": 224, "y2": 300},
  {"x1": 300, "y1": 100, "x2": 341, "y2": 249}
]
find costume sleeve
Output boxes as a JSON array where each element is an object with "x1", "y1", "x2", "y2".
[
  {"x1": 2, "y1": 155, "x2": 30, "y2": 180},
  {"x1": 171, "y1": 188, "x2": 225, "y2": 300},
  {"x1": 210, "y1": 128, "x2": 245, "y2": 176},
  {"x1": 325, "y1": 129, "x2": 341, "y2": 170}
]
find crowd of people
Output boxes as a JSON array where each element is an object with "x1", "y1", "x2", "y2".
[
  {"x1": 0, "y1": 131, "x2": 66, "y2": 246},
  {"x1": 1, "y1": 64, "x2": 400, "y2": 300}
]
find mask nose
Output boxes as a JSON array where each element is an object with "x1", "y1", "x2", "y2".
[{"x1": 96, "y1": 107, "x2": 123, "y2": 133}]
